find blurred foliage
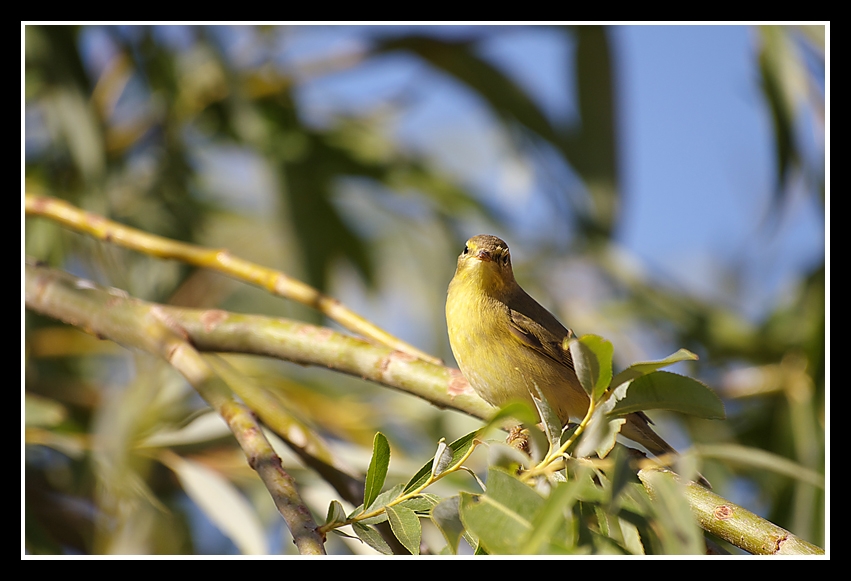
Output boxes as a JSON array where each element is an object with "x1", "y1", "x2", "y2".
[{"x1": 24, "y1": 25, "x2": 824, "y2": 554}]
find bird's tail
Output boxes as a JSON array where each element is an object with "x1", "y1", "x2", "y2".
[{"x1": 621, "y1": 412, "x2": 711, "y2": 488}]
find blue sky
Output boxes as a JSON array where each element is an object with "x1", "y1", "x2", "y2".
[
  {"x1": 283, "y1": 24, "x2": 825, "y2": 319},
  {"x1": 60, "y1": 24, "x2": 827, "y2": 321},
  {"x1": 617, "y1": 26, "x2": 823, "y2": 310}
]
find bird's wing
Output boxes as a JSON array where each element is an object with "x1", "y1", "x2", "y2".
[{"x1": 506, "y1": 308, "x2": 575, "y2": 373}]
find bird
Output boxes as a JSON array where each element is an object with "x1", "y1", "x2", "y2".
[{"x1": 446, "y1": 234, "x2": 705, "y2": 484}]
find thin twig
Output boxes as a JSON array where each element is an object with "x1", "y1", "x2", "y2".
[{"x1": 25, "y1": 193, "x2": 440, "y2": 365}]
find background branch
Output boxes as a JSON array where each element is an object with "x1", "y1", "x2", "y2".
[
  {"x1": 25, "y1": 260, "x2": 326, "y2": 555},
  {"x1": 25, "y1": 194, "x2": 440, "y2": 365}
]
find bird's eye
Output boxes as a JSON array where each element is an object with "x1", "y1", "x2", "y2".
[{"x1": 462, "y1": 245, "x2": 469, "y2": 255}]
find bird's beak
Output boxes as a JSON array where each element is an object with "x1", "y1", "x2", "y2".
[{"x1": 474, "y1": 249, "x2": 492, "y2": 262}]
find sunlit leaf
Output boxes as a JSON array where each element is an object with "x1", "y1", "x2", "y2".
[
  {"x1": 431, "y1": 497, "x2": 464, "y2": 554},
  {"x1": 325, "y1": 500, "x2": 347, "y2": 526},
  {"x1": 351, "y1": 483, "x2": 404, "y2": 524},
  {"x1": 610, "y1": 349, "x2": 699, "y2": 389},
  {"x1": 352, "y1": 522, "x2": 392, "y2": 555},
  {"x1": 364, "y1": 432, "x2": 391, "y2": 510},
  {"x1": 404, "y1": 431, "x2": 478, "y2": 493},
  {"x1": 431, "y1": 438, "x2": 453, "y2": 477},
  {"x1": 697, "y1": 444, "x2": 824, "y2": 488},
  {"x1": 639, "y1": 470, "x2": 705, "y2": 554},
  {"x1": 459, "y1": 468, "x2": 544, "y2": 554},
  {"x1": 610, "y1": 371, "x2": 725, "y2": 419},
  {"x1": 530, "y1": 384, "x2": 563, "y2": 448},
  {"x1": 386, "y1": 505, "x2": 422, "y2": 555},
  {"x1": 566, "y1": 334, "x2": 613, "y2": 401}
]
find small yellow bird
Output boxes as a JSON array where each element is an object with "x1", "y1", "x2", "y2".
[{"x1": 446, "y1": 234, "x2": 692, "y2": 474}]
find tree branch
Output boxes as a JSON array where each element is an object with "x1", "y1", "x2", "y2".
[
  {"x1": 25, "y1": 193, "x2": 440, "y2": 365},
  {"x1": 25, "y1": 261, "x2": 326, "y2": 555}
]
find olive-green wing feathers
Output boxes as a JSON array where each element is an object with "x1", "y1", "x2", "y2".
[{"x1": 506, "y1": 308, "x2": 575, "y2": 372}]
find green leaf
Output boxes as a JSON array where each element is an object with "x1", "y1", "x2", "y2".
[
  {"x1": 520, "y1": 475, "x2": 589, "y2": 554},
  {"x1": 639, "y1": 470, "x2": 705, "y2": 554},
  {"x1": 567, "y1": 335, "x2": 613, "y2": 401},
  {"x1": 431, "y1": 497, "x2": 464, "y2": 554},
  {"x1": 610, "y1": 371, "x2": 725, "y2": 419},
  {"x1": 488, "y1": 442, "x2": 532, "y2": 472},
  {"x1": 351, "y1": 483, "x2": 404, "y2": 524},
  {"x1": 459, "y1": 468, "x2": 545, "y2": 554},
  {"x1": 352, "y1": 522, "x2": 393, "y2": 555},
  {"x1": 404, "y1": 431, "x2": 478, "y2": 493},
  {"x1": 758, "y1": 25, "x2": 804, "y2": 199},
  {"x1": 364, "y1": 432, "x2": 391, "y2": 510},
  {"x1": 324, "y1": 500, "x2": 347, "y2": 526},
  {"x1": 574, "y1": 389, "x2": 624, "y2": 459},
  {"x1": 567, "y1": 337, "x2": 598, "y2": 398},
  {"x1": 529, "y1": 383, "x2": 563, "y2": 448},
  {"x1": 604, "y1": 445, "x2": 636, "y2": 506},
  {"x1": 696, "y1": 444, "x2": 824, "y2": 488},
  {"x1": 386, "y1": 505, "x2": 422, "y2": 555},
  {"x1": 431, "y1": 439, "x2": 453, "y2": 477},
  {"x1": 610, "y1": 349, "x2": 699, "y2": 389},
  {"x1": 481, "y1": 400, "x2": 540, "y2": 432},
  {"x1": 398, "y1": 494, "x2": 439, "y2": 513}
]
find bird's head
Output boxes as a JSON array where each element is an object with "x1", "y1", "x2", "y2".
[{"x1": 454, "y1": 234, "x2": 517, "y2": 295}]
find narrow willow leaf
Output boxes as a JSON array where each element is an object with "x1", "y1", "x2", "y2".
[
  {"x1": 459, "y1": 468, "x2": 544, "y2": 554},
  {"x1": 605, "y1": 445, "x2": 635, "y2": 506},
  {"x1": 639, "y1": 470, "x2": 705, "y2": 554},
  {"x1": 431, "y1": 439, "x2": 453, "y2": 477},
  {"x1": 330, "y1": 528, "x2": 360, "y2": 540},
  {"x1": 404, "y1": 431, "x2": 478, "y2": 493},
  {"x1": 482, "y1": 400, "x2": 539, "y2": 432},
  {"x1": 696, "y1": 444, "x2": 824, "y2": 488},
  {"x1": 352, "y1": 522, "x2": 392, "y2": 555},
  {"x1": 459, "y1": 466, "x2": 487, "y2": 492},
  {"x1": 610, "y1": 349, "x2": 699, "y2": 389},
  {"x1": 530, "y1": 383, "x2": 562, "y2": 448},
  {"x1": 398, "y1": 494, "x2": 439, "y2": 513},
  {"x1": 387, "y1": 505, "x2": 422, "y2": 555},
  {"x1": 431, "y1": 497, "x2": 464, "y2": 554},
  {"x1": 570, "y1": 335, "x2": 614, "y2": 401},
  {"x1": 618, "y1": 516, "x2": 645, "y2": 555},
  {"x1": 521, "y1": 478, "x2": 584, "y2": 554},
  {"x1": 574, "y1": 391, "x2": 624, "y2": 459},
  {"x1": 364, "y1": 432, "x2": 391, "y2": 510},
  {"x1": 567, "y1": 337, "x2": 599, "y2": 398},
  {"x1": 325, "y1": 500, "x2": 347, "y2": 526},
  {"x1": 610, "y1": 371, "x2": 725, "y2": 419},
  {"x1": 357, "y1": 483, "x2": 404, "y2": 523}
]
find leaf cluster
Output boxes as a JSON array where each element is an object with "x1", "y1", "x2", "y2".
[
  {"x1": 25, "y1": 24, "x2": 824, "y2": 555},
  {"x1": 315, "y1": 340, "x2": 737, "y2": 555}
]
